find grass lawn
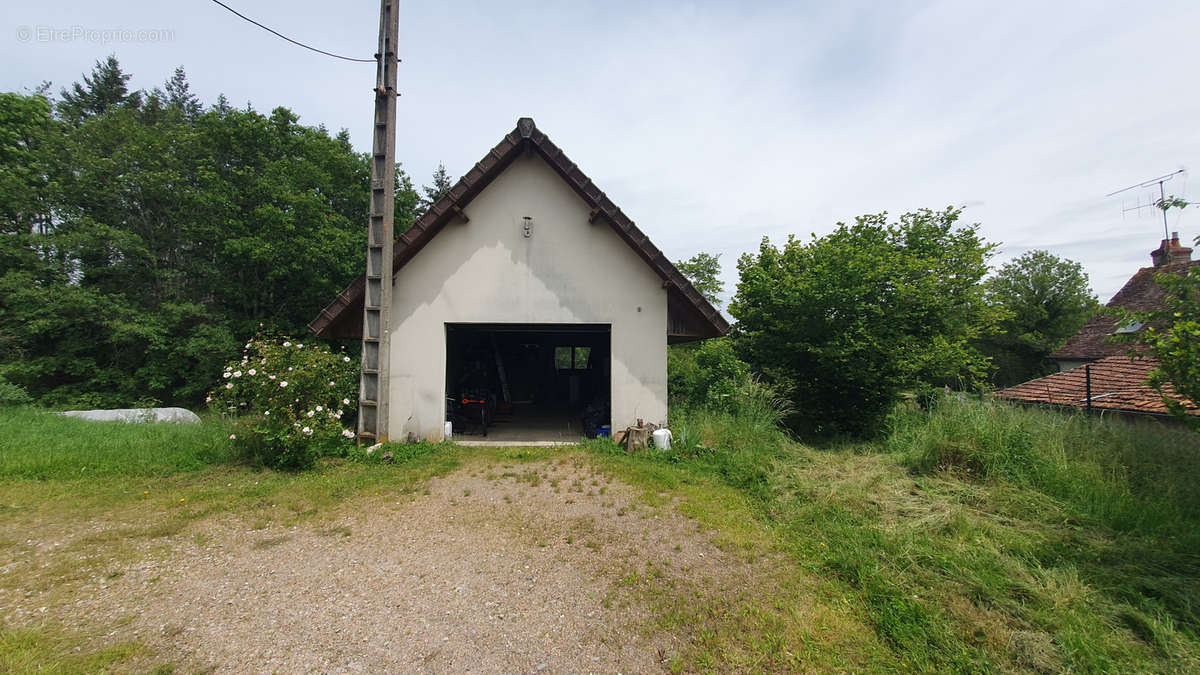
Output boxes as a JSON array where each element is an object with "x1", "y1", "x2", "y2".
[{"x1": 1, "y1": 402, "x2": 1198, "y2": 672}]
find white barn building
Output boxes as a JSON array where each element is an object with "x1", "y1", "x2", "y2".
[{"x1": 310, "y1": 118, "x2": 726, "y2": 442}]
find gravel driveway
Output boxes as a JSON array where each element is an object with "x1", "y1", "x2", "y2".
[{"x1": 54, "y1": 457, "x2": 742, "y2": 673}]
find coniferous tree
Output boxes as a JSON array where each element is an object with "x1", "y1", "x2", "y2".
[
  {"x1": 420, "y1": 162, "x2": 453, "y2": 212},
  {"x1": 57, "y1": 55, "x2": 141, "y2": 124},
  {"x1": 163, "y1": 66, "x2": 202, "y2": 119}
]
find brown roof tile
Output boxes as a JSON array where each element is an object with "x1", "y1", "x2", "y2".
[
  {"x1": 1051, "y1": 260, "x2": 1199, "y2": 361},
  {"x1": 309, "y1": 118, "x2": 729, "y2": 341},
  {"x1": 995, "y1": 355, "x2": 1198, "y2": 416}
]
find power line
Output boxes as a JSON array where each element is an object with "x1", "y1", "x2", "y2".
[{"x1": 209, "y1": 0, "x2": 377, "y2": 63}]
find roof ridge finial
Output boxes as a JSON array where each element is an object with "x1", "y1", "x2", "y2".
[{"x1": 517, "y1": 117, "x2": 535, "y2": 138}]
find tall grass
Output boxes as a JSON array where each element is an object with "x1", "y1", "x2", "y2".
[
  {"x1": 0, "y1": 407, "x2": 237, "y2": 479},
  {"x1": 661, "y1": 375, "x2": 794, "y2": 501},
  {"x1": 632, "y1": 394, "x2": 1200, "y2": 670},
  {"x1": 889, "y1": 398, "x2": 1200, "y2": 542},
  {"x1": 880, "y1": 398, "x2": 1200, "y2": 669}
]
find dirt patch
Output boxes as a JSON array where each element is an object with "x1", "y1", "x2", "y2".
[{"x1": 18, "y1": 457, "x2": 758, "y2": 672}]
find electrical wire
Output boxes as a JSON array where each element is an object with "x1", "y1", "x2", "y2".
[{"x1": 209, "y1": 0, "x2": 376, "y2": 63}]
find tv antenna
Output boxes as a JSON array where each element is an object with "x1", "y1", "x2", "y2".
[{"x1": 1106, "y1": 169, "x2": 1186, "y2": 240}]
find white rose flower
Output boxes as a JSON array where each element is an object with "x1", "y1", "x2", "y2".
[
  {"x1": 283, "y1": 341, "x2": 291, "y2": 347},
  {"x1": 229, "y1": 434, "x2": 236, "y2": 440},
  {"x1": 223, "y1": 371, "x2": 232, "y2": 378},
  {"x1": 306, "y1": 410, "x2": 315, "y2": 418},
  {"x1": 343, "y1": 356, "x2": 351, "y2": 362},
  {"x1": 280, "y1": 381, "x2": 288, "y2": 388},
  {"x1": 315, "y1": 406, "x2": 323, "y2": 412},
  {"x1": 248, "y1": 368, "x2": 256, "y2": 376},
  {"x1": 225, "y1": 382, "x2": 233, "y2": 389},
  {"x1": 342, "y1": 398, "x2": 350, "y2": 405},
  {"x1": 232, "y1": 370, "x2": 242, "y2": 378},
  {"x1": 302, "y1": 426, "x2": 312, "y2": 436}
]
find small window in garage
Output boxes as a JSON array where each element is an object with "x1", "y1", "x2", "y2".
[
  {"x1": 574, "y1": 347, "x2": 591, "y2": 369},
  {"x1": 554, "y1": 345, "x2": 592, "y2": 370},
  {"x1": 555, "y1": 346, "x2": 573, "y2": 370}
]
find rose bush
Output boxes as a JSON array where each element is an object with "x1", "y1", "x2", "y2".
[{"x1": 208, "y1": 336, "x2": 358, "y2": 469}]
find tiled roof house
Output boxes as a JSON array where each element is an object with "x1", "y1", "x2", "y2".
[{"x1": 996, "y1": 234, "x2": 1198, "y2": 418}]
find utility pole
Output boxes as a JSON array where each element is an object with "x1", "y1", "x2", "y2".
[{"x1": 359, "y1": 0, "x2": 398, "y2": 445}]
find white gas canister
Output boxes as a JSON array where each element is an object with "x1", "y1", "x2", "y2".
[
  {"x1": 444, "y1": 421, "x2": 453, "y2": 440},
  {"x1": 651, "y1": 428, "x2": 672, "y2": 450}
]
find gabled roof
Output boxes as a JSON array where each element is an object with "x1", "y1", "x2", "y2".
[
  {"x1": 1051, "y1": 260, "x2": 1199, "y2": 361},
  {"x1": 309, "y1": 118, "x2": 729, "y2": 342},
  {"x1": 995, "y1": 355, "x2": 1198, "y2": 417}
]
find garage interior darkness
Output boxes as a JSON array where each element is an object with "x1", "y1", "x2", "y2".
[{"x1": 445, "y1": 324, "x2": 611, "y2": 442}]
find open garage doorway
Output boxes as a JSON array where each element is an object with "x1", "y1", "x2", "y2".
[{"x1": 445, "y1": 323, "x2": 611, "y2": 442}]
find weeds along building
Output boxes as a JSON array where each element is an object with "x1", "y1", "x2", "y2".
[{"x1": 309, "y1": 118, "x2": 726, "y2": 443}]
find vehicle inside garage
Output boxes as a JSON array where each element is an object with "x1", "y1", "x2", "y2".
[{"x1": 444, "y1": 323, "x2": 611, "y2": 442}]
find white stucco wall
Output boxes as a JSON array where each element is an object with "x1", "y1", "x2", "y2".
[{"x1": 387, "y1": 153, "x2": 667, "y2": 441}]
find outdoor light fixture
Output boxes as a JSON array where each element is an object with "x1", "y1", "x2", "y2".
[{"x1": 522, "y1": 216, "x2": 533, "y2": 238}]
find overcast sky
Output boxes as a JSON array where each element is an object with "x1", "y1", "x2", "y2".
[{"x1": 5, "y1": 0, "x2": 1199, "y2": 302}]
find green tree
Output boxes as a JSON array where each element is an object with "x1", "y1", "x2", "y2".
[
  {"x1": 675, "y1": 252, "x2": 724, "y2": 305},
  {"x1": 57, "y1": 55, "x2": 141, "y2": 124},
  {"x1": 729, "y1": 208, "x2": 999, "y2": 436},
  {"x1": 420, "y1": 162, "x2": 453, "y2": 212},
  {"x1": 162, "y1": 66, "x2": 202, "y2": 119},
  {"x1": 981, "y1": 250, "x2": 1097, "y2": 386},
  {"x1": 1123, "y1": 239, "x2": 1200, "y2": 429},
  {"x1": 393, "y1": 162, "x2": 420, "y2": 234},
  {"x1": 0, "y1": 59, "x2": 388, "y2": 408},
  {"x1": 0, "y1": 91, "x2": 61, "y2": 281}
]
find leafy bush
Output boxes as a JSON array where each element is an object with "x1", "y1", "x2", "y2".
[
  {"x1": 729, "y1": 208, "x2": 999, "y2": 437},
  {"x1": 668, "y1": 338, "x2": 791, "y2": 420},
  {"x1": 208, "y1": 337, "x2": 357, "y2": 469},
  {"x1": 665, "y1": 337, "x2": 793, "y2": 500},
  {"x1": 0, "y1": 376, "x2": 32, "y2": 407}
]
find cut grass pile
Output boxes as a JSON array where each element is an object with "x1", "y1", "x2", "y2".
[
  {"x1": 2, "y1": 400, "x2": 1198, "y2": 671},
  {"x1": 638, "y1": 398, "x2": 1200, "y2": 672},
  {"x1": 889, "y1": 399, "x2": 1200, "y2": 542}
]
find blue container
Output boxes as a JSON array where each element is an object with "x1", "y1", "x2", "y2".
[{"x1": 597, "y1": 425, "x2": 611, "y2": 438}]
